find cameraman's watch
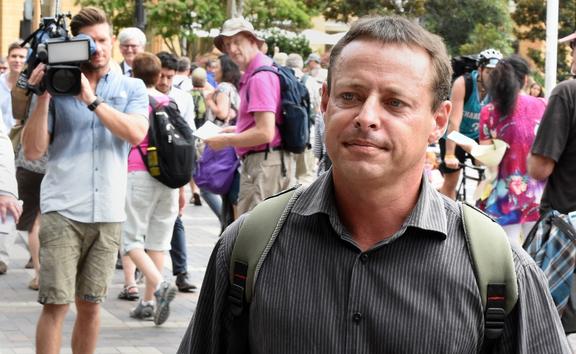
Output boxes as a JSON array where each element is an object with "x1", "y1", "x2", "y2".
[{"x1": 87, "y1": 97, "x2": 103, "y2": 111}]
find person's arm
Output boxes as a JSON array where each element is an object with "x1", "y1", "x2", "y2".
[
  {"x1": 204, "y1": 111, "x2": 275, "y2": 151},
  {"x1": 21, "y1": 64, "x2": 51, "y2": 161},
  {"x1": 500, "y1": 250, "x2": 571, "y2": 353},
  {"x1": 444, "y1": 76, "x2": 466, "y2": 169},
  {"x1": 527, "y1": 153, "x2": 555, "y2": 181},
  {"x1": 205, "y1": 90, "x2": 231, "y2": 121},
  {"x1": 77, "y1": 74, "x2": 148, "y2": 145},
  {"x1": 0, "y1": 131, "x2": 22, "y2": 223}
]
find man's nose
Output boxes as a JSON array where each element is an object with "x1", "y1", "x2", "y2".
[{"x1": 354, "y1": 95, "x2": 381, "y2": 130}]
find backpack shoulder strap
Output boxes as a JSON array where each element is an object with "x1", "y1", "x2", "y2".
[
  {"x1": 229, "y1": 186, "x2": 300, "y2": 311},
  {"x1": 461, "y1": 202, "x2": 518, "y2": 348},
  {"x1": 463, "y1": 72, "x2": 473, "y2": 104}
]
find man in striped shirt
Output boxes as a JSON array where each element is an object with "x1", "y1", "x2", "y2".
[{"x1": 179, "y1": 16, "x2": 570, "y2": 353}]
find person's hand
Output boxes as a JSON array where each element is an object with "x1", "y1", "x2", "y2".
[
  {"x1": 27, "y1": 64, "x2": 50, "y2": 99},
  {"x1": 444, "y1": 154, "x2": 460, "y2": 169},
  {"x1": 204, "y1": 134, "x2": 231, "y2": 151},
  {"x1": 76, "y1": 73, "x2": 97, "y2": 106},
  {"x1": 0, "y1": 195, "x2": 22, "y2": 224}
]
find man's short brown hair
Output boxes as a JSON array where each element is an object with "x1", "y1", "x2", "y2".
[
  {"x1": 7, "y1": 42, "x2": 26, "y2": 55},
  {"x1": 70, "y1": 7, "x2": 110, "y2": 36},
  {"x1": 132, "y1": 52, "x2": 161, "y2": 87}
]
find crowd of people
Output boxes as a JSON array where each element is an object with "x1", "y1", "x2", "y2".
[{"x1": 1, "y1": 6, "x2": 576, "y2": 353}]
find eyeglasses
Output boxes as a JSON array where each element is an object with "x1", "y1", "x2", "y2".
[{"x1": 120, "y1": 44, "x2": 141, "y2": 50}]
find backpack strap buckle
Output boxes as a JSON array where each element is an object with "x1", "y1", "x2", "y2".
[
  {"x1": 228, "y1": 261, "x2": 248, "y2": 316},
  {"x1": 485, "y1": 283, "x2": 506, "y2": 340}
]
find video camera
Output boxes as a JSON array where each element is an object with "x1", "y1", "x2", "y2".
[
  {"x1": 12, "y1": 11, "x2": 96, "y2": 120},
  {"x1": 20, "y1": 12, "x2": 96, "y2": 96}
]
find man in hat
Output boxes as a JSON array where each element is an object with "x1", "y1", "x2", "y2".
[{"x1": 205, "y1": 17, "x2": 296, "y2": 215}]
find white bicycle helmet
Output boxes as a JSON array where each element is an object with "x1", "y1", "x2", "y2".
[{"x1": 478, "y1": 48, "x2": 503, "y2": 68}]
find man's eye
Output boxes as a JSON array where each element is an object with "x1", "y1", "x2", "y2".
[
  {"x1": 341, "y1": 92, "x2": 355, "y2": 101},
  {"x1": 388, "y1": 99, "x2": 403, "y2": 108}
]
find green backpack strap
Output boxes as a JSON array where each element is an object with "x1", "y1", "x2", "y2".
[
  {"x1": 228, "y1": 186, "x2": 300, "y2": 315},
  {"x1": 461, "y1": 202, "x2": 518, "y2": 347}
]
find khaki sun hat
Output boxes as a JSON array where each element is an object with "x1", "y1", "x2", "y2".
[{"x1": 214, "y1": 17, "x2": 265, "y2": 52}]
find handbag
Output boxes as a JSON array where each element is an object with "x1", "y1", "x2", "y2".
[{"x1": 193, "y1": 145, "x2": 239, "y2": 195}]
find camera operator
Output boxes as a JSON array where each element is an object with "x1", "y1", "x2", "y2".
[{"x1": 21, "y1": 7, "x2": 149, "y2": 354}]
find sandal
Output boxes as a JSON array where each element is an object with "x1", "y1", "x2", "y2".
[{"x1": 118, "y1": 284, "x2": 139, "y2": 301}]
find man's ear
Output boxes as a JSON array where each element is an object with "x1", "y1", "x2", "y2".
[
  {"x1": 428, "y1": 100, "x2": 451, "y2": 144},
  {"x1": 321, "y1": 82, "x2": 329, "y2": 114}
]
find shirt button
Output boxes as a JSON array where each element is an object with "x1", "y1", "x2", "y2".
[
  {"x1": 95, "y1": 167, "x2": 99, "y2": 171},
  {"x1": 360, "y1": 253, "x2": 369, "y2": 264},
  {"x1": 352, "y1": 312, "x2": 363, "y2": 323}
]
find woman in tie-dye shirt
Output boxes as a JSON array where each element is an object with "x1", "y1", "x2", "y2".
[{"x1": 478, "y1": 55, "x2": 546, "y2": 247}]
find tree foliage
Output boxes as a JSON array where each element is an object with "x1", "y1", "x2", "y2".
[
  {"x1": 244, "y1": 0, "x2": 316, "y2": 30},
  {"x1": 322, "y1": 0, "x2": 426, "y2": 23},
  {"x1": 513, "y1": 0, "x2": 576, "y2": 82},
  {"x1": 422, "y1": 0, "x2": 514, "y2": 56}
]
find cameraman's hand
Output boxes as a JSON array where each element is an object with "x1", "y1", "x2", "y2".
[
  {"x1": 28, "y1": 64, "x2": 49, "y2": 98},
  {"x1": 76, "y1": 73, "x2": 96, "y2": 105}
]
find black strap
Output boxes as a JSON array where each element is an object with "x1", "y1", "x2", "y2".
[
  {"x1": 482, "y1": 283, "x2": 507, "y2": 353},
  {"x1": 464, "y1": 72, "x2": 473, "y2": 104},
  {"x1": 227, "y1": 261, "x2": 250, "y2": 354}
]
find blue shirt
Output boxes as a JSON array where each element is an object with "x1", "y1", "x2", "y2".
[
  {"x1": 41, "y1": 69, "x2": 148, "y2": 223},
  {"x1": 460, "y1": 70, "x2": 490, "y2": 140}
]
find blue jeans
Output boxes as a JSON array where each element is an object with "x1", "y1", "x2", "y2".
[
  {"x1": 169, "y1": 216, "x2": 187, "y2": 275},
  {"x1": 200, "y1": 189, "x2": 222, "y2": 221}
]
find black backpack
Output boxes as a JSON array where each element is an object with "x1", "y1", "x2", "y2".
[
  {"x1": 251, "y1": 64, "x2": 311, "y2": 154},
  {"x1": 137, "y1": 95, "x2": 195, "y2": 189}
]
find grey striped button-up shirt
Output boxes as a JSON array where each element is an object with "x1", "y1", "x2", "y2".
[{"x1": 179, "y1": 172, "x2": 570, "y2": 354}]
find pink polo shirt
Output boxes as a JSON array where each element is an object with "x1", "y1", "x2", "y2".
[{"x1": 235, "y1": 52, "x2": 282, "y2": 157}]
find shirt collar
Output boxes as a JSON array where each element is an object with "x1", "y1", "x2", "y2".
[
  {"x1": 293, "y1": 170, "x2": 448, "y2": 241},
  {"x1": 239, "y1": 52, "x2": 271, "y2": 87}
]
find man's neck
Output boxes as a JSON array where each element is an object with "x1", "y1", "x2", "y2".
[
  {"x1": 332, "y1": 170, "x2": 422, "y2": 251},
  {"x1": 83, "y1": 65, "x2": 110, "y2": 86}
]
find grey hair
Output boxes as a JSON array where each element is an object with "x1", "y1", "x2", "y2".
[
  {"x1": 327, "y1": 16, "x2": 452, "y2": 111},
  {"x1": 118, "y1": 27, "x2": 147, "y2": 46},
  {"x1": 285, "y1": 53, "x2": 304, "y2": 70}
]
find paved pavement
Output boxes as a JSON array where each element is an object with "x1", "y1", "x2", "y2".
[{"x1": 0, "y1": 192, "x2": 221, "y2": 354}]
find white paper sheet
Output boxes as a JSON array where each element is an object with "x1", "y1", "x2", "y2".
[{"x1": 193, "y1": 121, "x2": 223, "y2": 140}]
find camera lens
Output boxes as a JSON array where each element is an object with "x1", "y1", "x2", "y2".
[{"x1": 51, "y1": 68, "x2": 76, "y2": 94}]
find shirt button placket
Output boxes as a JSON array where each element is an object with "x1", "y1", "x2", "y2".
[{"x1": 359, "y1": 253, "x2": 369, "y2": 264}]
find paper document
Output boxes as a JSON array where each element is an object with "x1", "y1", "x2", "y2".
[
  {"x1": 193, "y1": 121, "x2": 223, "y2": 140},
  {"x1": 447, "y1": 131, "x2": 508, "y2": 167},
  {"x1": 447, "y1": 131, "x2": 477, "y2": 149}
]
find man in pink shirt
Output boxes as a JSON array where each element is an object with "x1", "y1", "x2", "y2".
[{"x1": 206, "y1": 17, "x2": 296, "y2": 215}]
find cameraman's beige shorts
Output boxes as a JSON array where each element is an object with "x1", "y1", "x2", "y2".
[{"x1": 38, "y1": 212, "x2": 121, "y2": 304}]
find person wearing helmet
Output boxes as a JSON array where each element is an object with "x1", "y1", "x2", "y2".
[{"x1": 438, "y1": 48, "x2": 503, "y2": 199}]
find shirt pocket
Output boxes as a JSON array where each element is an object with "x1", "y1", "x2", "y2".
[{"x1": 107, "y1": 96, "x2": 128, "y2": 112}]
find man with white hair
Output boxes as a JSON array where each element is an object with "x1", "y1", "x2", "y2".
[{"x1": 118, "y1": 27, "x2": 147, "y2": 77}]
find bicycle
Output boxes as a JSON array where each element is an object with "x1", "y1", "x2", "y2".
[{"x1": 456, "y1": 154, "x2": 485, "y2": 202}]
